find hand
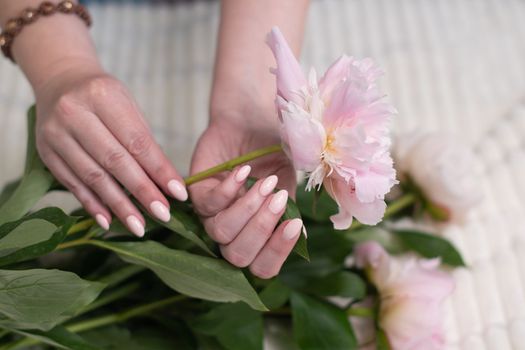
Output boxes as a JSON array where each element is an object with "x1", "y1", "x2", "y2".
[
  {"x1": 189, "y1": 115, "x2": 302, "y2": 279},
  {"x1": 34, "y1": 62, "x2": 188, "y2": 237}
]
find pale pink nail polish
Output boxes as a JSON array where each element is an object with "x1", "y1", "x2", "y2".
[
  {"x1": 95, "y1": 214, "x2": 110, "y2": 230},
  {"x1": 126, "y1": 215, "x2": 145, "y2": 237},
  {"x1": 259, "y1": 175, "x2": 278, "y2": 196},
  {"x1": 283, "y1": 218, "x2": 303, "y2": 240},
  {"x1": 150, "y1": 201, "x2": 170, "y2": 222},
  {"x1": 269, "y1": 190, "x2": 288, "y2": 214},
  {"x1": 168, "y1": 180, "x2": 188, "y2": 201},
  {"x1": 235, "y1": 165, "x2": 251, "y2": 183}
]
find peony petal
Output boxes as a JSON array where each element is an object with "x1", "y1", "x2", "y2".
[
  {"x1": 319, "y1": 55, "x2": 353, "y2": 100},
  {"x1": 324, "y1": 175, "x2": 387, "y2": 228},
  {"x1": 266, "y1": 27, "x2": 307, "y2": 107},
  {"x1": 354, "y1": 171, "x2": 394, "y2": 203},
  {"x1": 281, "y1": 102, "x2": 325, "y2": 172}
]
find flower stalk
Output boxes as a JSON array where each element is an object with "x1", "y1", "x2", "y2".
[{"x1": 184, "y1": 144, "x2": 283, "y2": 186}]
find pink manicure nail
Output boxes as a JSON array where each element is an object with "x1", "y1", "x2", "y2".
[
  {"x1": 269, "y1": 190, "x2": 288, "y2": 214},
  {"x1": 150, "y1": 201, "x2": 170, "y2": 222},
  {"x1": 168, "y1": 180, "x2": 188, "y2": 201},
  {"x1": 126, "y1": 215, "x2": 145, "y2": 237},
  {"x1": 259, "y1": 175, "x2": 278, "y2": 196},
  {"x1": 283, "y1": 218, "x2": 303, "y2": 240},
  {"x1": 235, "y1": 165, "x2": 251, "y2": 182},
  {"x1": 95, "y1": 214, "x2": 110, "y2": 230}
]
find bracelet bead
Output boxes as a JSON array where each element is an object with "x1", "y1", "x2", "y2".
[{"x1": 0, "y1": 1, "x2": 92, "y2": 63}]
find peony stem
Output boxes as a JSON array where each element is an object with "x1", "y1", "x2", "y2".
[
  {"x1": 1, "y1": 295, "x2": 187, "y2": 350},
  {"x1": 66, "y1": 218, "x2": 95, "y2": 235},
  {"x1": 349, "y1": 193, "x2": 416, "y2": 231},
  {"x1": 347, "y1": 306, "x2": 375, "y2": 318},
  {"x1": 184, "y1": 144, "x2": 283, "y2": 186}
]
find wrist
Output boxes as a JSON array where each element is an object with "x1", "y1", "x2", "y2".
[{"x1": 5, "y1": 3, "x2": 100, "y2": 91}]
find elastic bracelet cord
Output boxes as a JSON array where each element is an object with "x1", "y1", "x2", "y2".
[{"x1": 0, "y1": 1, "x2": 92, "y2": 63}]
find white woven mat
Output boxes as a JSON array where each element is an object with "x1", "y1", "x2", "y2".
[{"x1": 1, "y1": 1, "x2": 525, "y2": 349}]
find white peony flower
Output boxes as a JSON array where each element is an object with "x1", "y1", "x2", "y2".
[{"x1": 394, "y1": 132, "x2": 482, "y2": 221}]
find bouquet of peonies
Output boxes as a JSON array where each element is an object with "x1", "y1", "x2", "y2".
[{"x1": 0, "y1": 28, "x2": 477, "y2": 350}]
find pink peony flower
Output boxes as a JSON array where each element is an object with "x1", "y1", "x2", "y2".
[
  {"x1": 267, "y1": 27, "x2": 397, "y2": 229},
  {"x1": 355, "y1": 241, "x2": 454, "y2": 350}
]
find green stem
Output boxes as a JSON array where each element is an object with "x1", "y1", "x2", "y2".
[
  {"x1": 80, "y1": 282, "x2": 141, "y2": 314},
  {"x1": 56, "y1": 238, "x2": 91, "y2": 251},
  {"x1": 184, "y1": 144, "x2": 283, "y2": 186},
  {"x1": 68, "y1": 294, "x2": 187, "y2": 333},
  {"x1": 2, "y1": 295, "x2": 187, "y2": 350},
  {"x1": 349, "y1": 193, "x2": 416, "y2": 231},
  {"x1": 347, "y1": 306, "x2": 375, "y2": 318},
  {"x1": 97, "y1": 265, "x2": 146, "y2": 288},
  {"x1": 66, "y1": 218, "x2": 95, "y2": 235}
]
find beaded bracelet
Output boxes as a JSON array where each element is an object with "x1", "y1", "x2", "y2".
[{"x1": 0, "y1": 1, "x2": 92, "y2": 63}]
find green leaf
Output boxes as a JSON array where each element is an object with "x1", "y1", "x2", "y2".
[
  {"x1": 0, "y1": 107, "x2": 55, "y2": 225},
  {"x1": 0, "y1": 269, "x2": 105, "y2": 331},
  {"x1": 9, "y1": 325, "x2": 98, "y2": 350},
  {"x1": 308, "y1": 271, "x2": 366, "y2": 299},
  {"x1": 280, "y1": 225, "x2": 353, "y2": 289},
  {"x1": 290, "y1": 292, "x2": 357, "y2": 350},
  {"x1": 92, "y1": 240, "x2": 267, "y2": 311},
  {"x1": 0, "y1": 207, "x2": 77, "y2": 266},
  {"x1": 347, "y1": 227, "x2": 405, "y2": 254},
  {"x1": 376, "y1": 328, "x2": 391, "y2": 350},
  {"x1": 0, "y1": 179, "x2": 21, "y2": 208},
  {"x1": 191, "y1": 302, "x2": 263, "y2": 350},
  {"x1": 259, "y1": 279, "x2": 290, "y2": 310},
  {"x1": 281, "y1": 197, "x2": 309, "y2": 261},
  {"x1": 153, "y1": 209, "x2": 215, "y2": 257},
  {"x1": 296, "y1": 186, "x2": 338, "y2": 222},
  {"x1": 392, "y1": 229, "x2": 466, "y2": 267}
]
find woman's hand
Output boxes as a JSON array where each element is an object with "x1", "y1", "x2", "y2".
[
  {"x1": 34, "y1": 62, "x2": 187, "y2": 237},
  {"x1": 189, "y1": 114, "x2": 302, "y2": 279}
]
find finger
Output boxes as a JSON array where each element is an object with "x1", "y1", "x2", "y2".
[
  {"x1": 68, "y1": 114, "x2": 171, "y2": 223},
  {"x1": 204, "y1": 174, "x2": 278, "y2": 244},
  {"x1": 249, "y1": 218, "x2": 303, "y2": 279},
  {"x1": 50, "y1": 136, "x2": 146, "y2": 237},
  {"x1": 94, "y1": 98, "x2": 188, "y2": 201},
  {"x1": 220, "y1": 189, "x2": 289, "y2": 268},
  {"x1": 40, "y1": 148, "x2": 111, "y2": 230},
  {"x1": 191, "y1": 165, "x2": 253, "y2": 217}
]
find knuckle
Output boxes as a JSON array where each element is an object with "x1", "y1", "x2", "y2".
[
  {"x1": 223, "y1": 249, "x2": 251, "y2": 268},
  {"x1": 244, "y1": 199, "x2": 260, "y2": 214},
  {"x1": 82, "y1": 168, "x2": 106, "y2": 187},
  {"x1": 128, "y1": 132, "x2": 153, "y2": 157},
  {"x1": 88, "y1": 76, "x2": 120, "y2": 98},
  {"x1": 250, "y1": 265, "x2": 277, "y2": 279},
  {"x1": 103, "y1": 150, "x2": 127, "y2": 170},
  {"x1": 252, "y1": 216, "x2": 272, "y2": 235},
  {"x1": 132, "y1": 181, "x2": 151, "y2": 197},
  {"x1": 39, "y1": 121, "x2": 61, "y2": 140},
  {"x1": 212, "y1": 224, "x2": 233, "y2": 245},
  {"x1": 55, "y1": 95, "x2": 77, "y2": 119}
]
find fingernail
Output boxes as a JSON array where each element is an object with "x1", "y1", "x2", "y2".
[
  {"x1": 126, "y1": 215, "x2": 145, "y2": 237},
  {"x1": 150, "y1": 201, "x2": 170, "y2": 222},
  {"x1": 168, "y1": 180, "x2": 188, "y2": 201},
  {"x1": 269, "y1": 189, "x2": 288, "y2": 214},
  {"x1": 283, "y1": 218, "x2": 303, "y2": 240},
  {"x1": 259, "y1": 175, "x2": 278, "y2": 196},
  {"x1": 235, "y1": 165, "x2": 251, "y2": 182},
  {"x1": 95, "y1": 214, "x2": 110, "y2": 230}
]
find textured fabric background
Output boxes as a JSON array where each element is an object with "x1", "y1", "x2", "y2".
[{"x1": 1, "y1": 1, "x2": 525, "y2": 349}]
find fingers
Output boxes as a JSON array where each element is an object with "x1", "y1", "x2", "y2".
[
  {"x1": 249, "y1": 218, "x2": 303, "y2": 279},
  {"x1": 50, "y1": 135, "x2": 146, "y2": 237},
  {"x1": 191, "y1": 165, "x2": 253, "y2": 217},
  {"x1": 38, "y1": 147, "x2": 111, "y2": 231},
  {"x1": 67, "y1": 114, "x2": 172, "y2": 224},
  {"x1": 93, "y1": 97, "x2": 187, "y2": 201},
  {"x1": 220, "y1": 189, "x2": 289, "y2": 267},
  {"x1": 204, "y1": 175, "x2": 278, "y2": 244}
]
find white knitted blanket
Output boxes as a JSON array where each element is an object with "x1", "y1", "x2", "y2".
[{"x1": 1, "y1": 1, "x2": 524, "y2": 349}]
